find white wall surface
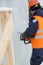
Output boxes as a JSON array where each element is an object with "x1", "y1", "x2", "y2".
[{"x1": 0, "y1": 0, "x2": 43, "y2": 65}]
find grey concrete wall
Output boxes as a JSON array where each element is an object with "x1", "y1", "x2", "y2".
[
  {"x1": 0, "y1": 0, "x2": 6, "y2": 7},
  {"x1": 6, "y1": 0, "x2": 32, "y2": 65}
]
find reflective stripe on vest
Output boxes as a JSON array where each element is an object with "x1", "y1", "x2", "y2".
[
  {"x1": 31, "y1": 16, "x2": 43, "y2": 48},
  {"x1": 34, "y1": 36, "x2": 43, "y2": 39},
  {"x1": 34, "y1": 30, "x2": 43, "y2": 39},
  {"x1": 37, "y1": 30, "x2": 43, "y2": 33}
]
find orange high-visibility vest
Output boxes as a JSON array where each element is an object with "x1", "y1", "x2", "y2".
[{"x1": 31, "y1": 15, "x2": 43, "y2": 48}]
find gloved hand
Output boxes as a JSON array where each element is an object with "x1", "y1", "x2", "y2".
[
  {"x1": 20, "y1": 33, "x2": 25, "y2": 40},
  {"x1": 20, "y1": 33, "x2": 31, "y2": 44}
]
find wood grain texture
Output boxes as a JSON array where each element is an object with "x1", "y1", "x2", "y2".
[{"x1": 0, "y1": 11, "x2": 15, "y2": 65}]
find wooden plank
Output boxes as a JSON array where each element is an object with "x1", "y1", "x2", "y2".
[
  {"x1": 6, "y1": 40, "x2": 15, "y2": 65},
  {"x1": 1, "y1": 64, "x2": 6, "y2": 65},
  {"x1": 0, "y1": 12, "x2": 14, "y2": 64},
  {"x1": 0, "y1": 7, "x2": 13, "y2": 11},
  {"x1": 1, "y1": 11, "x2": 11, "y2": 65},
  {"x1": 1, "y1": 11, "x2": 15, "y2": 65}
]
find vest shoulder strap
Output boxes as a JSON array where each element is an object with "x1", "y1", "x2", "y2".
[{"x1": 33, "y1": 16, "x2": 43, "y2": 22}]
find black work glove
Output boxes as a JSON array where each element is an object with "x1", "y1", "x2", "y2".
[
  {"x1": 20, "y1": 33, "x2": 26, "y2": 40},
  {"x1": 20, "y1": 33, "x2": 31, "y2": 44}
]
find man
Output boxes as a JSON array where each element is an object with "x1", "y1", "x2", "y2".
[{"x1": 20, "y1": 0, "x2": 43, "y2": 65}]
